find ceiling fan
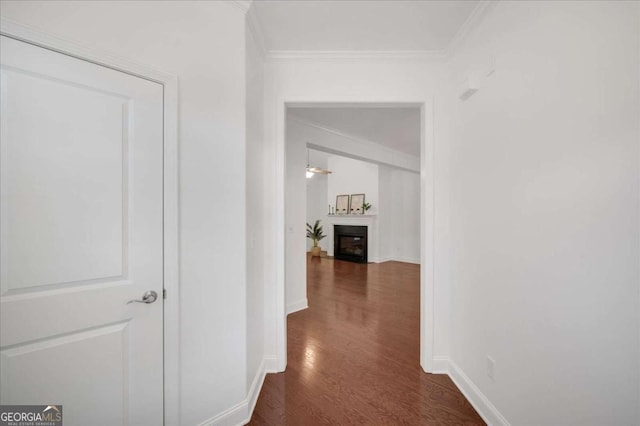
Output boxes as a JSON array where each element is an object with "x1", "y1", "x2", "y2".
[{"x1": 306, "y1": 149, "x2": 332, "y2": 178}]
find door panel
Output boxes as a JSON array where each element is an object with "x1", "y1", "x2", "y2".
[
  {"x1": 0, "y1": 36, "x2": 164, "y2": 426},
  {"x1": 1, "y1": 65, "x2": 127, "y2": 293},
  {"x1": 1, "y1": 323, "x2": 129, "y2": 426}
]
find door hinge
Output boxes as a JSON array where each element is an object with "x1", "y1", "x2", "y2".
[{"x1": 163, "y1": 288, "x2": 167, "y2": 299}]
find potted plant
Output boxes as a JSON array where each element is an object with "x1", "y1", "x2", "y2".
[
  {"x1": 362, "y1": 202, "x2": 372, "y2": 214},
  {"x1": 306, "y1": 219, "x2": 326, "y2": 257}
]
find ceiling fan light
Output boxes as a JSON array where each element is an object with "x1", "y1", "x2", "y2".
[
  {"x1": 306, "y1": 148, "x2": 331, "y2": 177},
  {"x1": 307, "y1": 167, "x2": 332, "y2": 174}
]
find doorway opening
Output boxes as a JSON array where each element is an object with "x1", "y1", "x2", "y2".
[{"x1": 278, "y1": 102, "x2": 434, "y2": 373}]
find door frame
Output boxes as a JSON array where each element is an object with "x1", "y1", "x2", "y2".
[
  {"x1": 276, "y1": 99, "x2": 435, "y2": 373},
  {"x1": 0, "y1": 18, "x2": 180, "y2": 425}
]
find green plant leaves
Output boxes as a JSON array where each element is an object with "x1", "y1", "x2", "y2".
[{"x1": 306, "y1": 219, "x2": 326, "y2": 242}]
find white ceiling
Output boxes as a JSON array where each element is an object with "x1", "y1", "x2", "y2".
[
  {"x1": 289, "y1": 107, "x2": 421, "y2": 157},
  {"x1": 252, "y1": 0, "x2": 481, "y2": 53}
]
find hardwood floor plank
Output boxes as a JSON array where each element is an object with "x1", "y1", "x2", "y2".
[{"x1": 250, "y1": 257, "x2": 484, "y2": 425}]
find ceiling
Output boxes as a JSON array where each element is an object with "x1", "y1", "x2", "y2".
[
  {"x1": 252, "y1": 0, "x2": 481, "y2": 53},
  {"x1": 289, "y1": 107, "x2": 421, "y2": 157}
]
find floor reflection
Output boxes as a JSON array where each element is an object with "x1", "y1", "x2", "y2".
[{"x1": 249, "y1": 257, "x2": 484, "y2": 425}]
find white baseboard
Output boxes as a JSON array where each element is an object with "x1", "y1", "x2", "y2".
[
  {"x1": 393, "y1": 256, "x2": 420, "y2": 264},
  {"x1": 446, "y1": 359, "x2": 511, "y2": 426},
  {"x1": 246, "y1": 359, "x2": 267, "y2": 420},
  {"x1": 198, "y1": 358, "x2": 268, "y2": 426},
  {"x1": 375, "y1": 256, "x2": 420, "y2": 264},
  {"x1": 431, "y1": 355, "x2": 450, "y2": 374},
  {"x1": 263, "y1": 355, "x2": 279, "y2": 373},
  {"x1": 286, "y1": 298, "x2": 308, "y2": 315},
  {"x1": 198, "y1": 399, "x2": 246, "y2": 426},
  {"x1": 196, "y1": 355, "x2": 509, "y2": 426}
]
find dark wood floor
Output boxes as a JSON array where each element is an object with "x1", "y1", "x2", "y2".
[{"x1": 249, "y1": 257, "x2": 484, "y2": 425}]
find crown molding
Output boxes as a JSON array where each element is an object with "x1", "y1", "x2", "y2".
[
  {"x1": 267, "y1": 49, "x2": 447, "y2": 62},
  {"x1": 444, "y1": 0, "x2": 497, "y2": 56},
  {"x1": 250, "y1": 0, "x2": 497, "y2": 62},
  {"x1": 229, "y1": 0, "x2": 251, "y2": 13},
  {"x1": 246, "y1": 3, "x2": 267, "y2": 58}
]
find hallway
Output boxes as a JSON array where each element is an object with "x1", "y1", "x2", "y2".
[{"x1": 250, "y1": 258, "x2": 484, "y2": 425}]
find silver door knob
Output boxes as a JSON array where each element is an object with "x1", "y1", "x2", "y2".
[{"x1": 127, "y1": 290, "x2": 158, "y2": 304}]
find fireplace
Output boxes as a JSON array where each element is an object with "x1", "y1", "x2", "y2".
[{"x1": 334, "y1": 225, "x2": 368, "y2": 263}]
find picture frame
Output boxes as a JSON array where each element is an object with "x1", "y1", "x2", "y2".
[
  {"x1": 336, "y1": 195, "x2": 350, "y2": 215},
  {"x1": 349, "y1": 194, "x2": 365, "y2": 214}
]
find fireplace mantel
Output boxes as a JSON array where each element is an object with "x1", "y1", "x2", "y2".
[{"x1": 325, "y1": 215, "x2": 379, "y2": 262}]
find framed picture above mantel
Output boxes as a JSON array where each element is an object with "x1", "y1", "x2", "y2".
[
  {"x1": 336, "y1": 194, "x2": 350, "y2": 215},
  {"x1": 349, "y1": 194, "x2": 365, "y2": 214}
]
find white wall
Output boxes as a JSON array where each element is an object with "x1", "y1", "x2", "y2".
[
  {"x1": 285, "y1": 114, "x2": 309, "y2": 313},
  {"x1": 245, "y1": 18, "x2": 265, "y2": 396},
  {"x1": 448, "y1": 1, "x2": 640, "y2": 424},
  {"x1": 306, "y1": 150, "x2": 329, "y2": 251},
  {"x1": 378, "y1": 165, "x2": 421, "y2": 263},
  {"x1": 378, "y1": 165, "x2": 394, "y2": 261},
  {"x1": 393, "y1": 169, "x2": 421, "y2": 263},
  {"x1": 0, "y1": 2, "x2": 250, "y2": 424},
  {"x1": 327, "y1": 156, "x2": 379, "y2": 214}
]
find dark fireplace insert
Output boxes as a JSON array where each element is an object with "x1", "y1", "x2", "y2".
[{"x1": 334, "y1": 225, "x2": 368, "y2": 263}]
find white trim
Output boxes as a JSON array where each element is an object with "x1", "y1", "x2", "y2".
[
  {"x1": 246, "y1": 2, "x2": 267, "y2": 59},
  {"x1": 286, "y1": 298, "x2": 308, "y2": 315},
  {"x1": 252, "y1": 1, "x2": 497, "y2": 62},
  {"x1": 162, "y1": 72, "x2": 181, "y2": 426},
  {"x1": 263, "y1": 356, "x2": 279, "y2": 373},
  {"x1": 431, "y1": 355, "x2": 450, "y2": 374},
  {"x1": 228, "y1": 0, "x2": 251, "y2": 13},
  {"x1": 198, "y1": 400, "x2": 246, "y2": 426},
  {"x1": 445, "y1": 1, "x2": 497, "y2": 56},
  {"x1": 638, "y1": 0, "x2": 640, "y2": 416},
  {"x1": 275, "y1": 100, "x2": 288, "y2": 372},
  {"x1": 448, "y1": 360, "x2": 511, "y2": 426},
  {"x1": 277, "y1": 99, "x2": 435, "y2": 374},
  {"x1": 428, "y1": 356, "x2": 511, "y2": 425},
  {"x1": 390, "y1": 256, "x2": 420, "y2": 265},
  {"x1": 197, "y1": 358, "x2": 267, "y2": 426},
  {"x1": 268, "y1": 50, "x2": 447, "y2": 62},
  {"x1": 420, "y1": 100, "x2": 435, "y2": 373},
  {"x1": 246, "y1": 359, "x2": 267, "y2": 418},
  {"x1": 375, "y1": 257, "x2": 420, "y2": 265},
  {"x1": 0, "y1": 18, "x2": 181, "y2": 426}
]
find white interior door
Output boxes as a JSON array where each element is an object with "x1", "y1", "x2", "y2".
[{"x1": 0, "y1": 35, "x2": 164, "y2": 426}]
